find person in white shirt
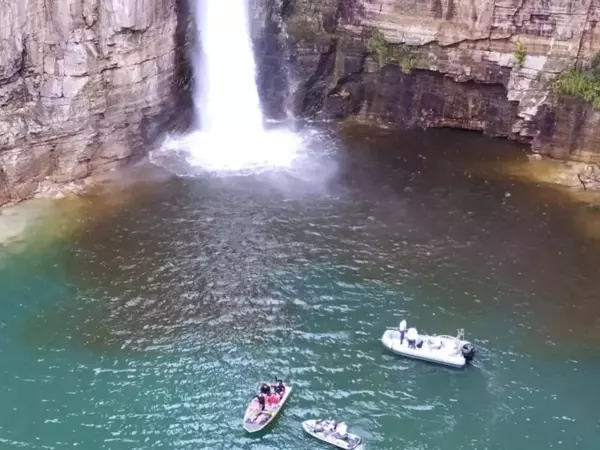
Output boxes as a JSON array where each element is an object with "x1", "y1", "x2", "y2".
[
  {"x1": 334, "y1": 422, "x2": 348, "y2": 440},
  {"x1": 399, "y1": 319, "x2": 407, "y2": 343}
]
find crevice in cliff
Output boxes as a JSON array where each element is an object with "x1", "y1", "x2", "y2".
[
  {"x1": 114, "y1": 26, "x2": 150, "y2": 36},
  {"x1": 172, "y1": 0, "x2": 193, "y2": 124},
  {"x1": 511, "y1": 0, "x2": 526, "y2": 30},
  {"x1": 255, "y1": 2, "x2": 292, "y2": 120},
  {"x1": 0, "y1": 169, "x2": 12, "y2": 204},
  {"x1": 575, "y1": 0, "x2": 594, "y2": 65},
  {"x1": 18, "y1": 38, "x2": 28, "y2": 79},
  {"x1": 432, "y1": 33, "x2": 511, "y2": 49},
  {"x1": 294, "y1": 38, "x2": 340, "y2": 117},
  {"x1": 326, "y1": 50, "x2": 367, "y2": 92}
]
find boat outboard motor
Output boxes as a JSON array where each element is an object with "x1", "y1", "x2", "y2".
[{"x1": 461, "y1": 342, "x2": 475, "y2": 361}]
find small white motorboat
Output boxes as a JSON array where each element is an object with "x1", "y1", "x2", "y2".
[
  {"x1": 381, "y1": 320, "x2": 475, "y2": 368},
  {"x1": 243, "y1": 381, "x2": 292, "y2": 433},
  {"x1": 302, "y1": 419, "x2": 363, "y2": 450}
]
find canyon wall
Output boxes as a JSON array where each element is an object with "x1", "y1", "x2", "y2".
[
  {"x1": 257, "y1": 0, "x2": 600, "y2": 175},
  {"x1": 3, "y1": 0, "x2": 600, "y2": 206},
  {"x1": 0, "y1": 0, "x2": 189, "y2": 206}
]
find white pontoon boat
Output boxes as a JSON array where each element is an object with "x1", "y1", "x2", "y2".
[{"x1": 381, "y1": 320, "x2": 475, "y2": 368}]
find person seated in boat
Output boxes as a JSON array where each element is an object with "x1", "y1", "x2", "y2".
[
  {"x1": 399, "y1": 319, "x2": 407, "y2": 343},
  {"x1": 333, "y1": 421, "x2": 348, "y2": 440},
  {"x1": 255, "y1": 394, "x2": 266, "y2": 411},
  {"x1": 406, "y1": 327, "x2": 418, "y2": 349},
  {"x1": 416, "y1": 335, "x2": 424, "y2": 348},
  {"x1": 266, "y1": 392, "x2": 280, "y2": 406},
  {"x1": 326, "y1": 420, "x2": 337, "y2": 431},
  {"x1": 248, "y1": 394, "x2": 266, "y2": 422},
  {"x1": 260, "y1": 383, "x2": 271, "y2": 396},
  {"x1": 315, "y1": 419, "x2": 336, "y2": 433},
  {"x1": 274, "y1": 380, "x2": 285, "y2": 396}
]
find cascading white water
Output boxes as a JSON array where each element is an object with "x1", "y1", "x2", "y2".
[
  {"x1": 193, "y1": 0, "x2": 263, "y2": 133},
  {"x1": 153, "y1": 0, "x2": 300, "y2": 174}
]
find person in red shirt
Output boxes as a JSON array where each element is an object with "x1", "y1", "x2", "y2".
[{"x1": 266, "y1": 393, "x2": 280, "y2": 406}]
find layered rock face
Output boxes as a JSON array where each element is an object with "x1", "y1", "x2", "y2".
[
  {"x1": 3, "y1": 0, "x2": 599, "y2": 206},
  {"x1": 0, "y1": 0, "x2": 187, "y2": 206},
  {"x1": 257, "y1": 0, "x2": 600, "y2": 170}
]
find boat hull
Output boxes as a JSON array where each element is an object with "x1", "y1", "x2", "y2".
[
  {"x1": 242, "y1": 384, "x2": 292, "y2": 433},
  {"x1": 381, "y1": 329, "x2": 470, "y2": 368},
  {"x1": 302, "y1": 419, "x2": 363, "y2": 450}
]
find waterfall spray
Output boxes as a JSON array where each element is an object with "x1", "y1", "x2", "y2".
[{"x1": 154, "y1": 0, "x2": 300, "y2": 174}]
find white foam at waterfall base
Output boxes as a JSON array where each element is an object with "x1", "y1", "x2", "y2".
[
  {"x1": 160, "y1": 128, "x2": 300, "y2": 174},
  {"x1": 152, "y1": 0, "x2": 300, "y2": 175}
]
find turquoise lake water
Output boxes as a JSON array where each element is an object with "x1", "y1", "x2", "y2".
[{"x1": 1, "y1": 125, "x2": 599, "y2": 449}]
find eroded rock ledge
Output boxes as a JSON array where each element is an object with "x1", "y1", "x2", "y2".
[
  {"x1": 256, "y1": 0, "x2": 600, "y2": 188},
  {"x1": 0, "y1": 0, "x2": 190, "y2": 206}
]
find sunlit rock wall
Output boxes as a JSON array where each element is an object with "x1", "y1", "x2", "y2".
[
  {"x1": 0, "y1": 0, "x2": 188, "y2": 206},
  {"x1": 256, "y1": 0, "x2": 600, "y2": 166}
]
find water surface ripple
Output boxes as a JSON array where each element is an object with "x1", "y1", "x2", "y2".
[{"x1": 1, "y1": 127, "x2": 599, "y2": 449}]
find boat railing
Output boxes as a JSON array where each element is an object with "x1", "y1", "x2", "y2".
[{"x1": 436, "y1": 335, "x2": 456, "y2": 340}]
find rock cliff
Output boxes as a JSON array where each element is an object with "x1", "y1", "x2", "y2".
[
  {"x1": 256, "y1": 0, "x2": 600, "y2": 185},
  {"x1": 0, "y1": 0, "x2": 189, "y2": 206},
  {"x1": 3, "y1": 0, "x2": 600, "y2": 206}
]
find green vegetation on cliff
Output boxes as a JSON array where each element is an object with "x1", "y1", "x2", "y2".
[
  {"x1": 366, "y1": 29, "x2": 417, "y2": 73},
  {"x1": 514, "y1": 40, "x2": 527, "y2": 68},
  {"x1": 552, "y1": 69, "x2": 600, "y2": 108},
  {"x1": 552, "y1": 52, "x2": 600, "y2": 108}
]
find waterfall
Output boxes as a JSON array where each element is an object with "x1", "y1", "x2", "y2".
[
  {"x1": 193, "y1": 0, "x2": 263, "y2": 132},
  {"x1": 153, "y1": 0, "x2": 300, "y2": 174}
]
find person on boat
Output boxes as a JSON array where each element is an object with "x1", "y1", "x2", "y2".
[
  {"x1": 249, "y1": 394, "x2": 268, "y2": 423},
  {"x1": 315, "y1": 419, "x2": 336, "y2": 433},
  {"x1": 274, "y1": 380, "x2": 285, "y2": 396},
  {"x1": 333, "y1": 421, "x2": 348, "y2": 440},
  {"x1": 255, "y1": 394, "x2": 266, "y2": 411},
  {"x1": 248, "y1": 394, "x2": 266, "y2": 422},
  {"x1": 399, "y1": 319, "x2": 407, "y2": 343},
  {"x1": 260, "y1": 383, "x2": 271, "y2": 396},
  {"x1": 406, "y1": 327, "x2": 418, "y2": 349},
  {"x1": 266, "y1": 392, "x2": 280, "y2": 406},
  {"x1": 416, "y1": 335, "x2": 424, "y2": 348}
]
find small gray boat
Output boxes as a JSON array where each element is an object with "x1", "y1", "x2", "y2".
[
  {"x1": 302, "y1": 419, "x2": 363, "y2": 450},
  {"x1": 242, "y1": 382, "x2": 292, "y2": 433}
]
